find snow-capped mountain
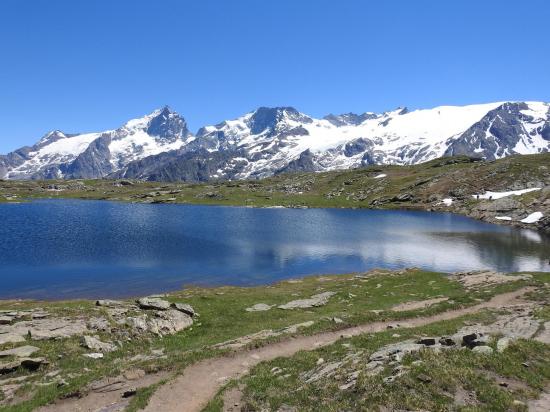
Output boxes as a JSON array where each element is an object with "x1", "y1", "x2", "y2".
[
  {"x1": 1, "y1": 102, "x2": 549, "y2": 181},
  {"x1": 0, "y1": 106, "x2": 193, "y2": 179}
]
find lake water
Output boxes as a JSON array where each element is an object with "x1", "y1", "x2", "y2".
[{"x1": 0, "y1": 200, "x2": 548, "y2": 299}]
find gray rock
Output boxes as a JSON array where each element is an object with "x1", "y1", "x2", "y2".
[
  {"x1": 278, "y1": 292, "x2": 336, "y2": 310},
  {"x1": 496, "y1": 337, "x2": 511, "y2": 353},
  {"x1": 147, "y1": 310, "x2": 193, "y2": 335},
  {"x1": 96, "y1": 299, "x2": 125, "y2": 307},
  {"x1": 83, "y1": 353, "x2": 104, "y2": 359},
  {"x1": 0, "y1": 345, "x2": 40, "y2": 358},
  {"x1": 245, "y1": 303, "x2": 273, "y2": 312},
  {"x1": 136, "y1": 297, "x2": 170, "y2": 311},
  {"x1": 0, "y1": 333, "x2": 25, "y2": 345},
  {"x1": 87, "y1": 317, "x2": 111, "y2": 332},
  {"x1": 81, "y1": 335, "x2": 116, "y2": 353},
  {"x1": 0, "y1": 316, "x2": 12, "y2": 325},
  {"x1": 472, "y1": 345, "x2": 494, "y2": 355},
  {"x1": 171, "y1": 303, "x2": 197, "y2": 317}
]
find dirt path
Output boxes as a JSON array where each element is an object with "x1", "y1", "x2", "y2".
[{"x1": 142, "y1": 287, "x2": 532, "y2": 412}]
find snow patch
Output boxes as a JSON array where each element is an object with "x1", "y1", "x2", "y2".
[
  {"x1": 495, "y1": 216, "x2": 512, "y2": 221},
  {"x1": 520, "y1": 212, "x2": 543, "y2": 224},
  {"x1": 373, "y1": 173, "x2": 387, "y2": 179},
  {"x1": 473, "y1": 188, "x2": 541, "y2": 200}
]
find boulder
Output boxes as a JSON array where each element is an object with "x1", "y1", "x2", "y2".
[
  {"x1": 245, "y1": 303, "x2": 273, "y2": 312},
  {"x1": 171, "y1": 303, "x2": 197, "y2": 317},
  {"x1": 81, "y1": 336, "x2": 116, "y2": 353},
  {"x1": 278, "y1": 292, "x2": 336, "y2": 310},
  {"x1": 472, "y1": 345, "x2": 494, "y2": 355},
  {"x1": 147, "y1": 310, "x2": 193, "y2": 335},
  {"x1": 0, "y1": 345, "x2": 40, "y2": 358},
  {"x1": 0, "y1": 333, "x2": 25, "y2": 345},
  {"x1": 96, "y1": 299, "x2": 125, "y2": 307},
  {"x1": 136, "y1": 297, "x2": 170, "y2": 311}
]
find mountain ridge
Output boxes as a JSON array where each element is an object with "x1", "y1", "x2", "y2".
[{"x1": 1, "y1": 101, "x2": 549, "y2": 181}]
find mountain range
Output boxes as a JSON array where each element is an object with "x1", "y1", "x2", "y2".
[{"x1": 1, "y1": 101, "x2": 549, "y2": 181}]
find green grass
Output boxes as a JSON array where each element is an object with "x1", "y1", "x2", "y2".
[
  {"x1": 209, "y1": 313, "x2": 549, "y2": 412},
  {"x1": 0, "y1": 269, "x2": 542, "y2": 411}
]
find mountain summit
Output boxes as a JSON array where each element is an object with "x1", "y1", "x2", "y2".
[{"x1": 1, "y1": 102, "x2": 549, "y2": 181}]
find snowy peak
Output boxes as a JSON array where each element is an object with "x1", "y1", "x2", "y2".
[
  {"x1": 247, "y1": 107, "x2": 313, "y2": 136},
  {"x1": 323, "y1": 112, "x2": 379, "y2": 126},
  {"x1": 1, "y1": 101, "x2": 549, "y2": 181}
]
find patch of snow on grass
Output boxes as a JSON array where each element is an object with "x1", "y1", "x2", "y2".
[
  {"x1": 473, "y1": 187, "x2": 541, "y2": 200},
  {"x1": 373, "y1": 173, "x2": 387, "y2": 179},
  {"x1": 437, "y1": 198, "x2": 453, "y2": 206},
  {"x1": 520, "y1": 212, "x2": 543, "y2": 224},
  {"x1": 495, "y1": 216, "x2": 512, "y2": 221}
]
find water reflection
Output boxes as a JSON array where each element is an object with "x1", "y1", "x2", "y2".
[{"x1": 0, "y1": 201, "x2": 548, "y2": 299}]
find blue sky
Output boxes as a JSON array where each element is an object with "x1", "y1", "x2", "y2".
[{"x1": 1, "y1": 0, "x2": 549, "y2": 153}]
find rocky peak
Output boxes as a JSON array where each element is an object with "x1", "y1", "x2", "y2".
[
  {"x1": 323, "y1": 112, "x2": 378, "y2": 126},
  {"x1": 146, "y1": 106, "x2": 190, "y2": 141},
  {"x1": 248, "y1": 107, "x2": 312, "y2": 135}
]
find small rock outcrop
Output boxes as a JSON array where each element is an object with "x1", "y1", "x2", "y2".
[
  {"x1": 278, "y1": 292, "x2": 336, "y2": 310},
  {"x1": 136, "y1": 297, "x2": 171, "y2": 311},
  {"x1": 81, "y1": 336, "x2": 117, "y2": 353}
]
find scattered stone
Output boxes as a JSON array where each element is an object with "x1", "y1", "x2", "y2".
[
  {"x1": 123, "y1": 369, "x2": 146, "y2": 381},
  {"x1": 171, "y1": 303, "x2": 197, "y2": 317},
  {"x1": 245, "y1": 303, "x2": 273, "y2": 312},
  {"x1": 96, "y1": 299, "x2": 125, "y2": 307},
  {"x1": 0, "y1": 361, "x2": 20, "y2": 374},
  {"x1": 83, "y1": 353, "x2": 104, "y2": 359},
  {"x1": 417, "y1": 338, "x2": 437, "y2": 346},
  {"x1": 136, "y1": 297, "x2": 170, "y2": 311},
  {"x1": 0, "y1": 345, "x2": 40, "y2": 358},
  {"x1": 535, "y1": 321, "x2": 550, "y2": 344},
  {"x1": 278, "y1": 292, "x2": 336, "y2": 310},
  {"x1": 147, "y1": 310, "x2": 193, "y2": 335},
  {"x1": 316, "y1": 358, "x2": 324, "y2": 366},
  {"x1": 391, "y1": 297, "x2": 449, "y2": 312},
  {"x1": 122, "y1": 388, "x2": 137, "y2": 398},
  {"x1": 417, "y1": 373, "x2": 432, "y2": 383},
  {"x1": 0, "y1": 333, "x2": 25, "y2": 345},
  {"x1": 452, "y1": 270, "x2": 531, "y2": 288},
  {"x1": 496, "y1": 337, "x2": 511, "y2": 353},
  {"x1": 212, "y1": 321, "x2": 314, "y2": 350},
  {"x1": 20, "y1": 357, "x2": 48, "y2": 371},
  {"x1": 87, "y1": 317, "x2": 111, "y2": 332},
  {"x1": 0, "y1": 316, "x2": 12, "y2": 325},
  {"x1": 81, "y1": 335, "x2": 117, "y2": 353},
  {"x1": 472, "y1": 345, "x2": 493, "y2": 355}
]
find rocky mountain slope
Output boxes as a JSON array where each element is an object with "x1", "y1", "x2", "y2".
[{"x1": 1, "y1": 102, "x2": 549, "y2": 181}]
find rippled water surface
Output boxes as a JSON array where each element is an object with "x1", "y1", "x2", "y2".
[{"x1": 1, "y1": 200, "x2": 548, "y2": 299}]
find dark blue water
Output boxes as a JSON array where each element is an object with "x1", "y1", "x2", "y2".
[{"x1": 0, "y1": 200, "x2": 548, "y2": 299}]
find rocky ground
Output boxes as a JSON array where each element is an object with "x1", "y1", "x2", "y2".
[
  {"x1": 0, "y1": 269, "x2": 548, "y2": 411},
  {"x1": 1, "y1": 154, "x2": 549, "y2": 233}
]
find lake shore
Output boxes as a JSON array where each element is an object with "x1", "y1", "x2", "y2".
[
  {"x1": 1, "y1": 154, "x2": 549, "y2": 233},
  {"x1": 0, "y1": 268, "x2": 549, "y2": 411}
]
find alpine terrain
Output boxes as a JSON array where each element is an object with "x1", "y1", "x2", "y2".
[{"x1": 1, "y1": 102, "x2": 549, "y2": 181}]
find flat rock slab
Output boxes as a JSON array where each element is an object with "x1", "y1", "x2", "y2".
[
  {"x1": 0, "y1": 317, "x2": 88, "y2": 341},
  {"x1": 535, "y1": 322, "x2": 550, "y2": 344},
  {"x1": 452, "y1": 270, "x2": 531, "y2": 288},
  {"x1": 0, "y1": 345, "x2": 40, "y2": 358},
  {"x1": 82, "y1": 336, "x2": 117, "y2": 353},
  {"x1": 245, "y1": 303, "x2": 273, "y2": 312},
  {"x1": 278, "y1": 292, "x2": 336, "y2": 310},
  {"x1": 391, "y1": 297, "x2": 449, "y2": 312},
  {"x1": 0, "y1": 333, "x2": 25, "y2": 345},
  {"x1": 137, "y1": 298, "x2": 170, "y2": 311}
]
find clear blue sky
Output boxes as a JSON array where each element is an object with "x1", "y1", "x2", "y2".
[{"x1": 1, "y1": 0, "x2": 549, "y2": 153}]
